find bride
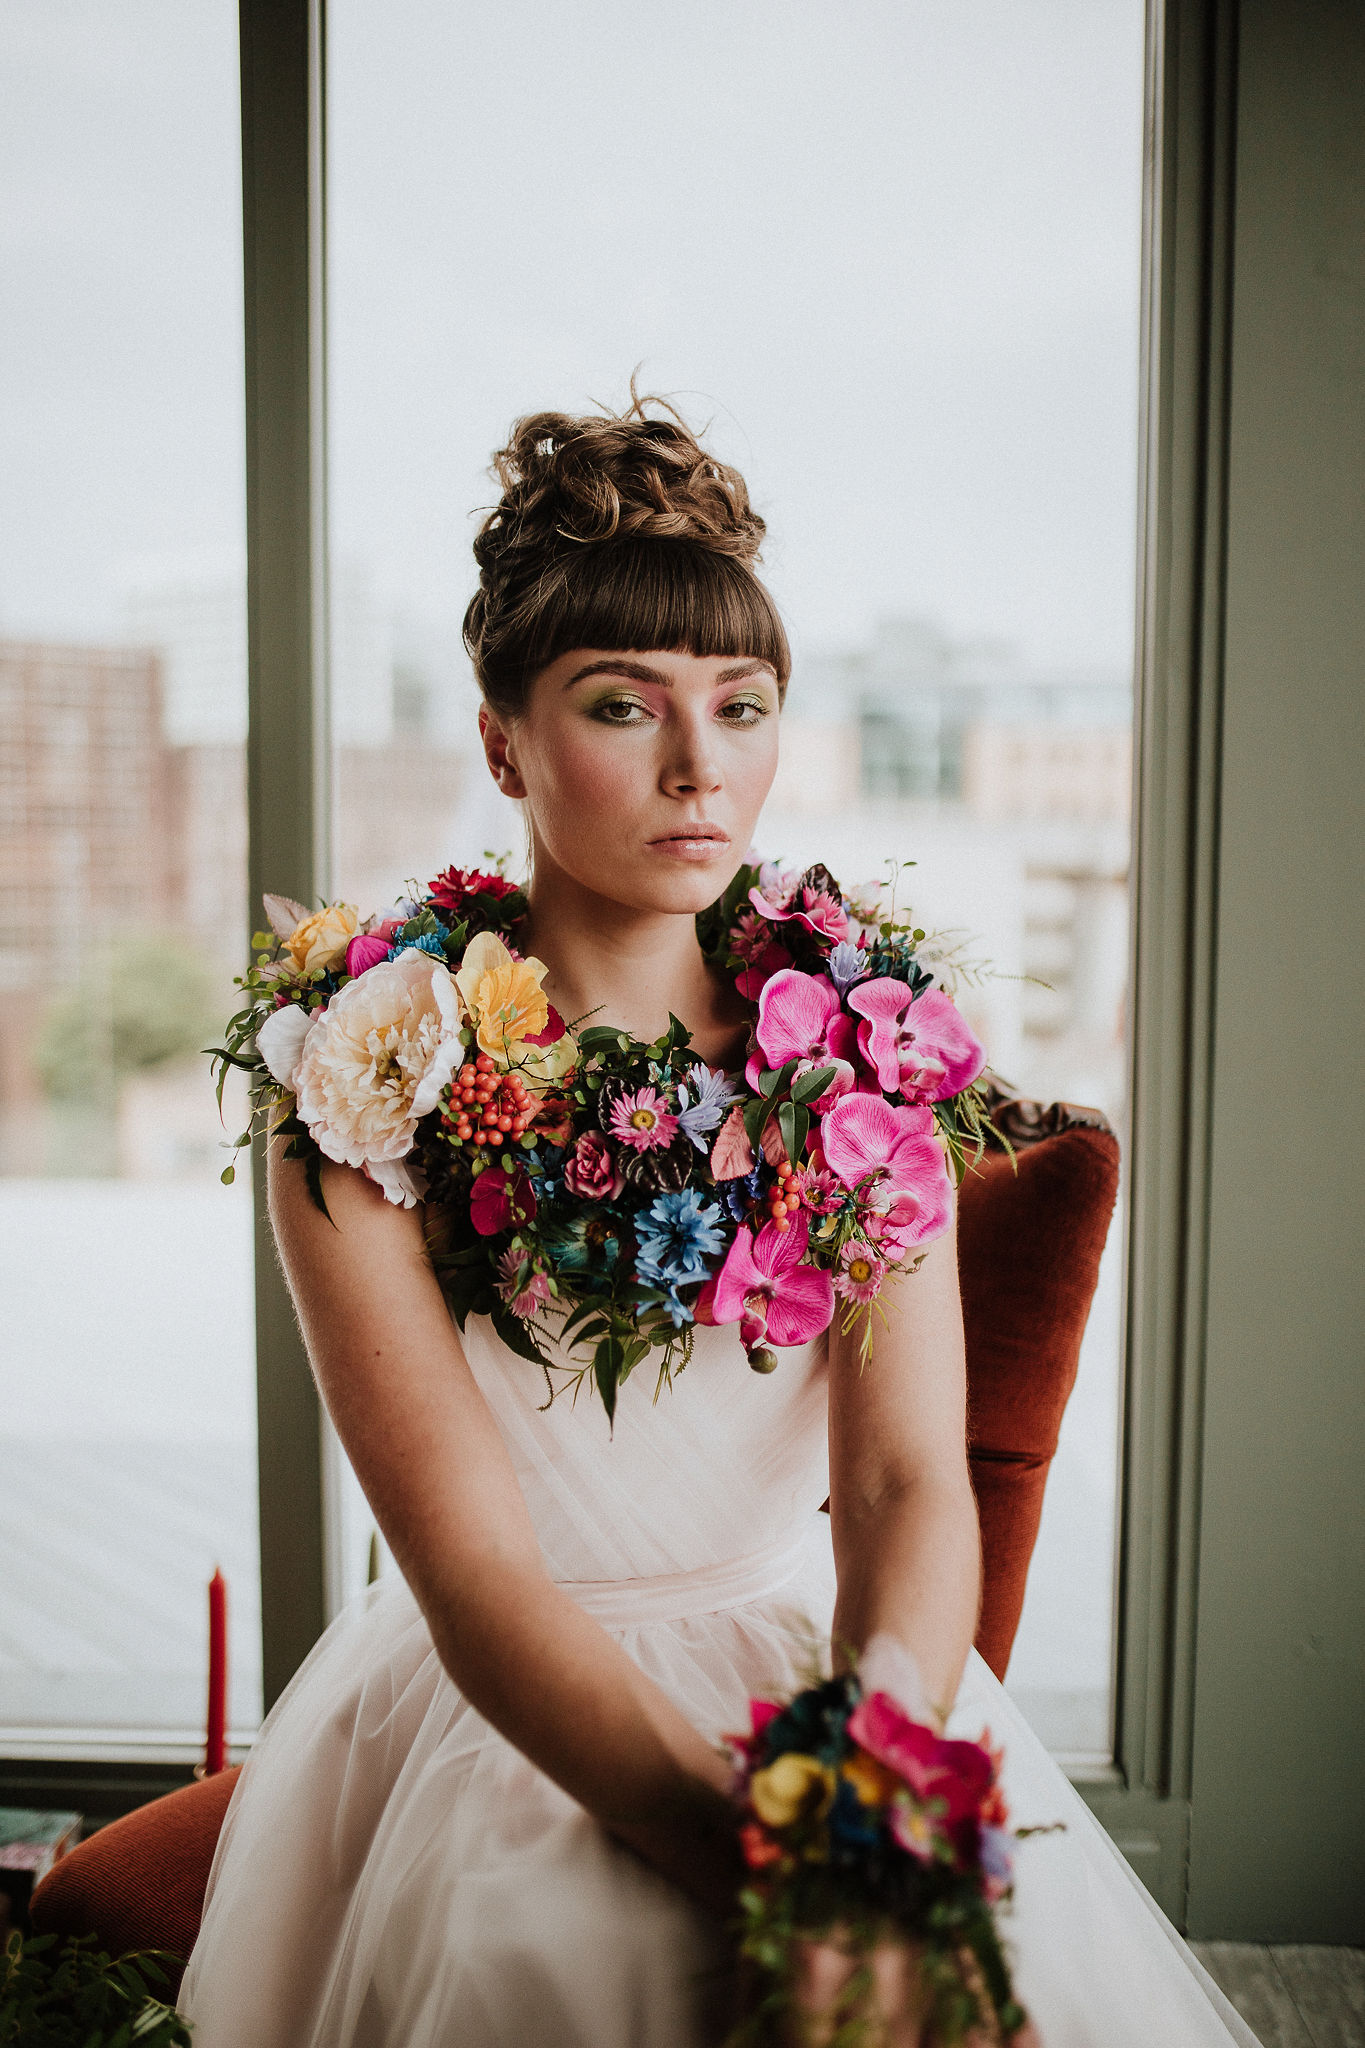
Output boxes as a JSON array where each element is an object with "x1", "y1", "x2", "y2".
[{"x1": 179, "y1": 395, "x2": 1261, "y2": 2046}]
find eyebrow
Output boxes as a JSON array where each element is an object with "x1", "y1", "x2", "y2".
[{"x1": 564, "y1": 657, "x2": 777, "y2": 689}]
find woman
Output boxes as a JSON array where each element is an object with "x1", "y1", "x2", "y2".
[{"x1": 180, "y1": 396, "x2": 1260, "y2": 2046}]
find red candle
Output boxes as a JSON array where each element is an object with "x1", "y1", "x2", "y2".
[{"x1": 205, "y1": 1568, "x2": 228, "y2": 1776}]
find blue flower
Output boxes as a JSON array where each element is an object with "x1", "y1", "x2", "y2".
[
  {"x1": 722, "y1": 1168, "x2": 761, "y2": 1223},
  {"x1": 546, "y1": 1212, "x2": 620, "y2": 1275},
  {"x1": 390, "y1": 931, "x2": 446, "y2": 961},
  {"x1": 674, "y1": 1063, "x2": 738, "y2": 1152},
  {"x1": 828, "y1": 1775, "x2": 884, "y2": 1850},
  {"x1": 828, "y1": 941, "x2": 869, "y2": 993},
  {"x1": 635, "y1": 1187, "x2": 727, "y2": 1284},
  {"x1": 633, "y1": 1263, "x2": 696, "y2": 1328}
]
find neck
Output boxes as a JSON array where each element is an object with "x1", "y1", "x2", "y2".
[{"x1": 519, "y1": 864, "x2": 712, "y2": 1045}]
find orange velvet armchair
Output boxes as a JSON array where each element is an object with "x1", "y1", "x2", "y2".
[{"x1": 32, "y1": 1087, "x2": 1119, "y2": 1983}]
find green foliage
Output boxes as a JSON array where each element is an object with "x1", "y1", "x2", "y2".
[
  {"x1": 0, "y1": 1931, "x2": 191, "y2": 2047},
  {"x1": 34, "y1": 933, "x2": 224, "y2": 1103}
]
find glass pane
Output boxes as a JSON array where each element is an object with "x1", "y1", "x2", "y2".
[
  {"x1": 326, "y1": 0, "x2": 1142, "y2": 1756},
  {"x1": 0, "y1": 1, "x2": 260, "y2": 1749}
]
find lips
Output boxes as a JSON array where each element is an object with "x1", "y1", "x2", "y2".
[{"x1": 647, "y1": 827, "x2": 730, "y2": 846}]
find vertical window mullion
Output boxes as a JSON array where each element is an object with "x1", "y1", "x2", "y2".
[{"x1": 240, "y1": 0, "x2": 330, "y2": 1710}]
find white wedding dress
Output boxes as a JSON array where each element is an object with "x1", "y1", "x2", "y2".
[{"x1": 179, "y1": 1315, "x2": 1261, "y2": 2047}]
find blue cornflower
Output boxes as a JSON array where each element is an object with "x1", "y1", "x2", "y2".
[
  {"x1": 674, "y1": 1063, "x2": 738, "y2": 1152},
  {"x1": 633, "y1": 1263, "x2": 696, "y2": 1328},
  {"x1": 827, "y1": 941, "x2": 869, "y2": 993},
  {"x1": 635, "y1": 1187, "x2": 727, "y2": 1284},
  {"x1": 722, "y1": 1168, "x2": 761, "y2": 1224},
  {"x1": 390, "y1": 931, "x2": 446, "y2": 961}
]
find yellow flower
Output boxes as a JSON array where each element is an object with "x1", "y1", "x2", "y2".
[
  {"x1": 841, "y1": 1752, "x2": 899, "y2": 1808},
  {"x1": 749, "y1": 1753, "x2": 836, "y2": 1830},
  {"x1": 286, "y1": 902, "x2": 359, "y2": 975},
  {"x1": 454, "y1": 930, "x2": 550, "y2": 1063}
]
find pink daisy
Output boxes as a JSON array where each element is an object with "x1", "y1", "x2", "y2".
[
  {"x1": 607, "y1": 1086, "x2": 679, "y2": 1153},
  {"x1": 834, "y1": 1240, "x2": 887, "y2": 1304}
]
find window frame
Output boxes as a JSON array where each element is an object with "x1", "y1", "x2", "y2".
[{"x1": 0, "y1": 2, "x2": 1232, "y2": 1926}]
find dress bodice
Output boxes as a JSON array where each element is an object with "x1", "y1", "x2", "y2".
[{"x1": 458, "y1": 1313, "x2": 830, "y2": 1587}]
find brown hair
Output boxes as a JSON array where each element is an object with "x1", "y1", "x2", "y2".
[{"x1": 463, "y1": 389, "x2": 790, "y2": 717}]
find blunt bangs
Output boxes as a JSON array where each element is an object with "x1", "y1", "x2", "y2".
[{"x1": 479, "y1": 538, "x2": 790, "y2": 713}]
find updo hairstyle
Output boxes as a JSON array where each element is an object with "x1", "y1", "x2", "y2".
[{"x1": 463, "y1": 390, "x2": 791, "y2": 719}]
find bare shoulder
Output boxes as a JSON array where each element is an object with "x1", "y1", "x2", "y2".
[{"x1": 266, "y1": 1143, "x2": 432, "y2": 1293}]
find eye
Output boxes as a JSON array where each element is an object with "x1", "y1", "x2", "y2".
[
  {"x1": 588, "y1": 694, "x2": 654, "y2": 726},
  {"x1": 717, "y1": 695, "x2": 771, "y2": 727}
]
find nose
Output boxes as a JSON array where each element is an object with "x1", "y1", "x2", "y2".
[{"x1": 661, "y1": 703, "x2": 722, "y2": 798}]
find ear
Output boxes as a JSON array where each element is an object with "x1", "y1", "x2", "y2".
[{"x1": 479, "y1": 704, "x2": 528, "y2": 800}]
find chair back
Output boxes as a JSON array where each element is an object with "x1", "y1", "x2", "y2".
[{"x1": 958, "y1": 1086, "x2": 1119, "y2": 1678}]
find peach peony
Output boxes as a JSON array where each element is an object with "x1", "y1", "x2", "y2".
[
  {"x1": 286, "y1": 902, "x2": 359, "y2": 975},
  {"x1": 453, "y1": 930, "x2": 550, "y2": 1063},
  {"x1": 292, "y1": 950, "x2": 462, "y2": 1203}
]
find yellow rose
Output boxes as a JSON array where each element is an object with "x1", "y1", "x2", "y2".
[
  {"x1": 287, "y1": 902, "x2": 359, "y2": 975},
  {"x1": 454, "y1": 929, "x2": 550, "y2": 1062},
  {"x1": 749, "y1": 1753, "x2": 835, "y2": 1830}
]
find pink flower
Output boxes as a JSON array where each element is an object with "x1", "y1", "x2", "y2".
[
  {"x1": 523, "y1": 1002, "x2": 568, "y2": 1047},
  {"x1": 818, "y1": 1094, "x2": 953, "y2": 1253},
  {"x1": 562, "y1": 1129, "x2": 625, "y2": 1201},
  {"x1": 496, "y1": 1247, "x2": 551, "y2": 1319},
  {"x1": 835, "y1": 1241, "x2": 887, "y2": 1304},
  {"x1": 607, "y1": 1086, "x2": 678, "y2": 1153},
  {"x1": 344, "y1": 932, "x2": 392, "y2": 979},
  {"x1": 469, "y1": 1165, "x2": 537, "y2": 1236},
  {"x1": 731, "y1": 910, "x2": 778, "y2": 963},
  {"x1": 735, "y1": 942, "x2": 792, "y2": 1001},
  {"x1": 748, "y1": 971, "x2": 858, "y2": 1103},
  {"x1": 846, "y1": 981, "x2": 985, "y2": 1104},
  {"x1": 847, "y1": 1690, "x2": 994, "y2": 1849},
  {"x1": 796, "y1": 1165, "x2": 844, "y2": 1216},
  {"x1": 711, "y1": 1211, "x2": 835, "y2": 1350},
  {"x1": 750, "y1": 880, "x2": 850, "y2": 944}
]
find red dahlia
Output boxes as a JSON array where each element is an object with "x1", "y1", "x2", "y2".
[{"x1": 427, "y1": 866, "x2": 520, "y2": 913}]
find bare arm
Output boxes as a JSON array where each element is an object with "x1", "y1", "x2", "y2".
[
  {"x1": 827, "y1": 1204, "x2": 981, "y2": 1727},
  {"x1": 267, "y1": 1146, "x2": 739, "y2": 1908}
]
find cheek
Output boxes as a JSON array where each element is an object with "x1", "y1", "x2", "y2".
[{"x1": 535, "y1": 724, "x2": 648, "y2": 821}]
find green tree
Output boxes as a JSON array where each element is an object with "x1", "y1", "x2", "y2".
[{"x1": 34, "y1": 932, "x2": 223, "y2": 1103}]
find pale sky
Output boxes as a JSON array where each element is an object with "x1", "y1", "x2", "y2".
[{"x1": 3, "y1": 0, "x2": 1145, "y2": 676}]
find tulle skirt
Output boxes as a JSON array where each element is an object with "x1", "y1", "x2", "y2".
[{"x1": 178, "y1": 1514, "x2": 1260, "y2": 2047}]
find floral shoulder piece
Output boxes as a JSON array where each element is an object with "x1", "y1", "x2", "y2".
[{"x1": 210, "y1": 856, "x2": 994, "y2": 1418}]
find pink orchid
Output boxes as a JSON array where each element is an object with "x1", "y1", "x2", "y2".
[
  {"x1": 748, "y1": 970, "x2": 858, "y2": 1103},
  {"x1": 848, "y1": 1690, "x2": 994, "y2": 1846},
  {"x1": 711, "y1": 1210, "x2": 835, "y2": 1349},
  {"x1": 846, "y1": 981, "x2": 985, "y2": 1104},
  {"x1": 749, "y1": 881, "x2": 850, "y2": 944},
  {"x1": 818, "y1": 1094, "x2": 953, "y2": 1252}
]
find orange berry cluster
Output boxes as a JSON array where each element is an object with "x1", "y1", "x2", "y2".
[
  {"x1": 443, "y1": 1052, "x2": 537, "y2": 1148},
  {"x1": 765, "y1": 1159, "x2": 804, "y2": 1233}
]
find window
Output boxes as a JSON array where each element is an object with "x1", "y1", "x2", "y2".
[
  {"x1": 0, "y1": 1, "x2": 259, "y2": 1753},
  {"x1": 325, "y1": 0, "x2": 1144, "y2": 1758}
]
